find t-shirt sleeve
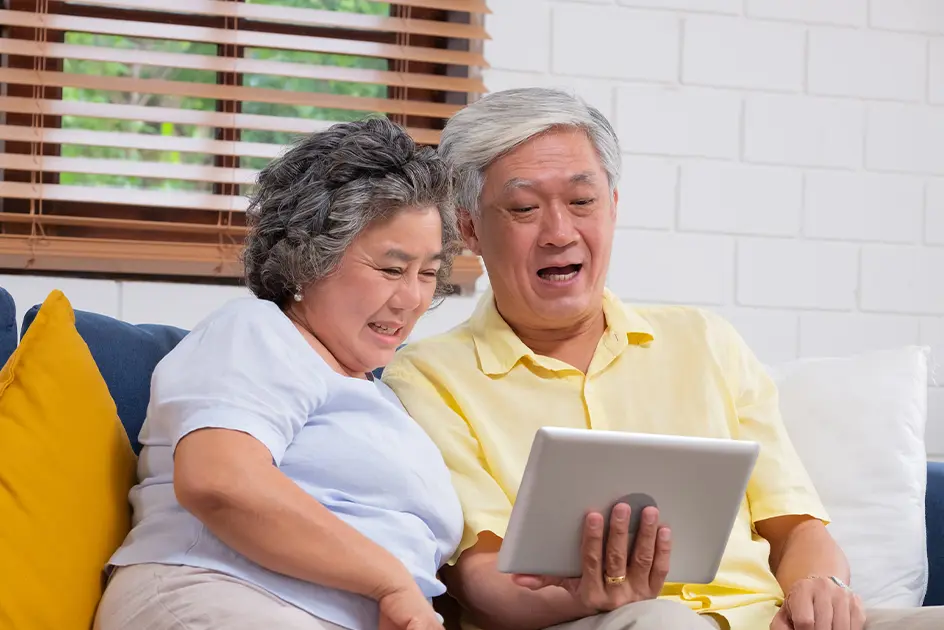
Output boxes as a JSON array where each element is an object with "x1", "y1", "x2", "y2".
[
  {"x1": 713, "y1": 315, "x2": 830, "y2": 527},
  {"x1": 147, "y1": 302, "x2": 324, "y2": 465},
  {"x1": 382, "y1": 357, "x2": 512, "y2": 565}
]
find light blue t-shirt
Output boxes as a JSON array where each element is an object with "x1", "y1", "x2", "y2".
[{"x1": 109, "y1": 298, "x2": 464, "y2": 630}]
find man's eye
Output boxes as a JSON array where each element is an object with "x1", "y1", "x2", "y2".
[
  {"x1": 573, "y1": 198, "x2": 595, "y2": 206},
  {"x1": 382, "y1": 268, "x2": 403, "y2": 276},
  {"x1": 510, "y1": 206, "x2": 535, "y2": 213}
]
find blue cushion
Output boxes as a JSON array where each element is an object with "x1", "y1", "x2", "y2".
[
  {"x1": 21, "y1": 305, "x2": 189, "y2": 455},
  {"x1": 0, "y1": 287, "x2": 16, "y2": 369},
  {"x1": 925, "y1": 461, "x2": 944, "y2": 606}
]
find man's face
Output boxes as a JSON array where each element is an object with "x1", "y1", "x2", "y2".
[{"x1": 462, "y1": 128, "x2": 617, "y2": 330}]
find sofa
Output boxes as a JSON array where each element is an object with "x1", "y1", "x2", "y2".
[{"x1": 0, "y1": 286, "x2": 942, "y2": 630}]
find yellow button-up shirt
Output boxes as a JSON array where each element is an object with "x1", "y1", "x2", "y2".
[{"x1": 382, "y1": 288, "x2": 828, "y2": 630}]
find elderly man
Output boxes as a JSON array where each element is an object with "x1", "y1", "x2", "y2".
[{"x1": 381, "y1": 88, "x2": 942, "y2": 630}]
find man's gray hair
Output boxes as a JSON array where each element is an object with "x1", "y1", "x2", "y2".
[
  {"x1": 242, "y1": 117, "x2": 459, "y2": 306},
  {"x1": 438, "y1": 87, "x2": 622, "y2": 216}
]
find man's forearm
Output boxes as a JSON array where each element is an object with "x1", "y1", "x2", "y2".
[
  {"x1": 447, "y1": 553, "x2": 591, "y2": 630},
  {"x1": 770, "y1": 519, "x2": 850, "y2": 595}
]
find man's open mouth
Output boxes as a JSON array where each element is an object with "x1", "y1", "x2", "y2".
[{"x1": 537, "y1": 264, "x2": 582, "y2": 283}]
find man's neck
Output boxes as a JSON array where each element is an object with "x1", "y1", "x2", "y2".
[{"x1": 508, "y1": 308, "x2": 607, "y2": 374}]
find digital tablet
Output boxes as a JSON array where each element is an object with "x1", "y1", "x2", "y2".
[{"x1": 496, "y1": 426, "x2": 760, "y2": 585}]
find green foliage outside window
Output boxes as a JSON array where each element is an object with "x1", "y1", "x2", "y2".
[{"x1": 60, "y1": 0, "x2": 390, "y2": 190}]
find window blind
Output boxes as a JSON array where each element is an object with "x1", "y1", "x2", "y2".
[{"x1": 0, "y1": 0, "x2": 487, "y2": 291}]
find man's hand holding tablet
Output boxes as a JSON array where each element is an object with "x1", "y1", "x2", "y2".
[{"x1": 512, "y1": 502, "x2": 672, "y2": 614}]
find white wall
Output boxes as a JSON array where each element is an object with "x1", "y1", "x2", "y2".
[
  {"x1": 3, "y1": 0, "x2": 944, "y2": 452},
  {"x1": 481, "y1": 0, "x2": 944, "y2": 455}
]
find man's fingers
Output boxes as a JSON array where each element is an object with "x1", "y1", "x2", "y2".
[
  {"x1": 787, "y1": 588, "x2": 816, "y2": 630},
  {"x1": 812, "y1": 590, "x2": 832, "y2": 630},
  {"x1": 850, "y1": 595, "x2": 866, "y2": 630},
  {"x1": 629, "y1": 507, "x2": 659, "y2": 579},
  {"x1": 604, "y1": 503, "x2": 630, "y2": 582},
  {"x1": 832, "y1": 592, "x2": 851, "y2": 630},
  {"x1": 580, "y1": 512, "x2": 605, "y2": 584},
  {"x1": 649, "y1": 527, "x2": 671, "y2": 593},
  {"x1": 769, "y1": 608, "x2": 791, "y2": 630}
]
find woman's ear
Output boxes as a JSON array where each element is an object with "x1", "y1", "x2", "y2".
[{"x1": 459, "y1": 209, "x2": 481, "y2": 255}]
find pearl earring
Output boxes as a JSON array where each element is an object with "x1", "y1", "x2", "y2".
[{"x1": 293, "y1": 286, "x2": 303, "y2": 302}]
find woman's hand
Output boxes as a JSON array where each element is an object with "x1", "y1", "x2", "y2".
[
  {"x1": 512, "y1": 504, "x2": 671, "y2": 614},
  {"x1": 378, "y1": 586, "x2": 444, "y2": 630},
  {"x1": 770, "y1": 576, "x2": 865, "y2": 630}
]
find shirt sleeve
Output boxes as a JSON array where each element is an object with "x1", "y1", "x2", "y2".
[
  {"x1": 713, "y1": 315, "x2": 830, "y2": 527},
  {"x1": 382, "y1": 356, "x2": 512, "y2": 565},
  {"x1": 147, "y1": 301, "x2": 324, "y2": 465}
]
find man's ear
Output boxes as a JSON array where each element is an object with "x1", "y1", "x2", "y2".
[
  {"x1": 610, "y1": 188, "x2": 619, "y2": 221},
  {"x1": 459, "y1": 209, "x2": 482, "y2": 255}
]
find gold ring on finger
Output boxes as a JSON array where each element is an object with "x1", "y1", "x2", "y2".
[{"x1": 604, "y1": 574, "x2": 627, "y2": 586}]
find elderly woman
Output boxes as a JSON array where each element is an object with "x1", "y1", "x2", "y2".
[{"x1": 93, "y1": 117, "x2": 464, "y2": 630}]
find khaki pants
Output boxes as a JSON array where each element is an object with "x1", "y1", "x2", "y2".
[
  {"x1": 546, "y1": 599, "x2": 944, "y2": 630},
  {"x1": 94, "y1": 563, "x2": 347, "y2": 630},
  {"x1": 546, "y1": 601, "x2": 720, "y2": 630}
]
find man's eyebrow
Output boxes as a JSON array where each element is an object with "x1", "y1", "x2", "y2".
[
  {"x1": 502, "y1": 177, "x2": 534, "y2": 192},
  {"x1": 570, "y1": 172, "x2": 597, "y2": 185},
  {"x1": 501, "y1": 172, "x2": 597, "y2": 192},
  {"x1": 383, "y1": 248, "x2": 444, "y2": 262}
]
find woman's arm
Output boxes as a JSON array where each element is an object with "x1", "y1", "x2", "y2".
[
  {"x1": 174, "y1": 427, "x2": 421, "y2": 602},
  {"x1": 441, "y1": 534, "x2": 590, "y2": 630}
]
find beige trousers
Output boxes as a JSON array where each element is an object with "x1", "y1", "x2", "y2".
[
  {"x1": 93, "y1": 563, "x2": 347, "y2": 630},
  {"x1": 546, "y1": 599, "x2": 944, "y2": 630},
  {"x1": 545, "y1": 600, "x2": 720, "y2": 630}
]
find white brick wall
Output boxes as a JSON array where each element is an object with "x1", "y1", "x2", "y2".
[
  {"x1": 745, "y1": 0, "x2": 867, "y2": 27},
  {"x1": 478, "y1": 0, "x2": 944, "y2": 455},
  {"x1": 4, "y1": 0, "x2": 944, "y2": 456}
]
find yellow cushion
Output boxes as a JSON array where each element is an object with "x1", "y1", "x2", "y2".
[{"x1": 0, "y1": 290, "x2": 136, "y2": 630}]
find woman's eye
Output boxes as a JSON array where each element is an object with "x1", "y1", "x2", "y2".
[
  {"x1": 421, "y1": 270, "x2": 439, "y2": 279},
  {"x1": 510, "y1": 206, "x2": 535, "y2": 213},
  {"x1": 382, "y1": 268, "x2": 403, "y2": 276}
]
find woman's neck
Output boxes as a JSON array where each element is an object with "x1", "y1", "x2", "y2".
[{"x1": 284, "y1": 305, "x2": 368, "y2": 380}]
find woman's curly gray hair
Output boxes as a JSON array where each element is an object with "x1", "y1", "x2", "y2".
[{"x1": 242, "y1": 117, "x2": 460, "y2": 306}]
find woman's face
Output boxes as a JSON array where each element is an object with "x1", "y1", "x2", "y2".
[{"x1": 299, "y1": 206, "x2": 445, "y2": 377}]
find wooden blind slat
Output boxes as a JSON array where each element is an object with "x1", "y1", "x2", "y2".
[
  {"x1": 0, "y1": 123, "x2": 283, "y2": 159},
  {"x1": 362, "y1": 0, "x2": 490, "y2": 12},
  {"x1": 0, "y1": 96, "x2": 444, "y2": 145},
  {"x1": 0, "y1": 68, "x2": 462, "y2": 120},
  {"x1": 0, "y1": 10, "x2": 489, "y2": 67},
  {"x1": 2, "y1": 39, "x2": 485, "y2": 95},
  {"x1": 0, "y1": 153, "x2": 259, "y2": 185},
  {"x1": 0, "y1": 235, "x2": 246, "y2": 276},
  {"x1": 62, "y1": 0, "x2": 489, "y2": 40},
  {"x1": 0, "y1": 211, "x2": 248, "y2": 235},
  {"x1": 0, "y1": 180, "x2": 248, "y2": 210},
  {"x1": 0, "y1": 40, "x2": 486, "y2": 95},
  {"x1": 0, "y1": 235, "x2": 483, "y2": 287}
]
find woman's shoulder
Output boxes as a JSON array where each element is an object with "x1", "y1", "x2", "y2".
[
  {"x1": 165, "y1": 297, "x2": 321, "y2": 374},
  {"x1": 192, "y1": 296, "x2": 285, "y2": 332}
]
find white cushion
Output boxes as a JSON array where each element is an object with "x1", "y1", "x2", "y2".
[{"x1": 768, "y1": 346, "x2": 930, "y2": 609}]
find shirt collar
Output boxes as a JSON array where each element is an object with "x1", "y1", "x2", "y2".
[{"x1": 470, "y1": 287, "x2": 655, "y2": 376}]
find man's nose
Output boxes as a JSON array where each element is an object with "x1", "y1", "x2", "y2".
[{"x1": 539, "y1": 203, "x2": 579, "y2": 248}]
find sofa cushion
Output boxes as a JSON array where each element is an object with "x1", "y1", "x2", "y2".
[
  {"x1": 22, "y1": 304, "x2": 188, "y2": 454},
  {"x1": 769, "y1": 346, "x2": 930, "y2": 609},
  {"x1": 0, "y1": 290, "x2": 137, "y2": 630},
  {"x1": 0, "y1": 286, "x2": 16, "y2": 368}
]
